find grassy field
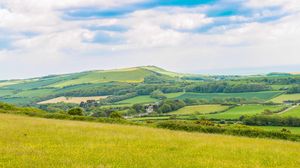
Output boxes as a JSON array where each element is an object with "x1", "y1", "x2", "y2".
[
  {"x1": 131, "y1": 104, "x2": 287, "y2": 121},
  {"x1": 50, "y1": 68, "x2": 154, "y2": 88},
  {"x1": 13, "y1": 89, "x2": 56, "y2": 98},
  {"x1": 116, "y1": 95, "x2": 158, "y2": 105},
  {"x1": 271, "y1": 94, "x2": 300, "y2": 103},
  {"x1": 253, "y1": 126, "x2": 300, "y2": 135},
  {"x1": 37, "y1": 96, "x2": 107, "y2": 104},
  {"x1": 164, "y1": 92, "x2": 185, "y2": 98},
  {"x1": 169, "y1": 105, "x2": 229, "y2": 115},
  {"x1": 1, "y1": 114, "x2": 300, "y2": 168},
  {"x1": 0, "y1": 89, "x2": 15, "y2": 97},
  {"x1": 177, "y1": 91, "x2": 283, "y2": 101},
  {"x1": 203, "y1": 104, "x2": 286, "y2": 120},
  {"x1": 279, "y1": 105, "x2": 300, "y2": 117}
]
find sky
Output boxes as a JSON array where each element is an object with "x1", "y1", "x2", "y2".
[{"x1": 0, "y1": 0, "x2": 300, "y2": 79}]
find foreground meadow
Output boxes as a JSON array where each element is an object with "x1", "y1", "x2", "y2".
[{"x1": 1, "y1": 114, "x2": 300, "y2": 168}]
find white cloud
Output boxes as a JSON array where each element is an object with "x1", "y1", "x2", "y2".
[
  {"x1": 1, "y1": 0, "x2": 300, "y2": 79},
  {"x1": 245, "y1": 0, "x2": 300, "y2": 12}
]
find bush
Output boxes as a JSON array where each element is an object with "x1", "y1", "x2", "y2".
[
  {"x1": 157, "y1": 121, "x2": 300, "y2": 141},
  {"x1": 67, "y1": 108, "x2": 84, "y2": 116},
  {"x1": 109, "y1": 112, "x2": 123, "y2": 119},
  {"x1": 242, "y1": 115, "x2": 300, "y2": 127}
]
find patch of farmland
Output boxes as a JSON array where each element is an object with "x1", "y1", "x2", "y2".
[
  {"x1": 37, "y1": 96, "x2": 107, "y2": 104},
  {"x1": 203, "y1": 104, "x2": 286, "y2": 120},
  {"x1": 270, "y1": 94, "x2": 300, "y2": 103},
  {"x1": 252, "y1": 126, "x2": 300, "y2": 135},
  {"x1": 164, "y1": 92, "x2": 185, "y2": 98},
  {"x1": 13, "y1": 89, "x2": 56, "y2": 98},
  {"x1": 0, "y1": 89, "x2": 15, "y2": 97},
  {"x1": 116, "y1": 96, "x2": 158, "y2": 105},
  {"x1": 177, "y1": 91, "x2": 283, "y2": 101},
  {"x1": 169, "y1": 105, "x2": 229, "y2": 115},
  {"x1": 279, "y1": 105, "x2": 300, "y2": 117},
  {"x1": 50, "y1": 68, "x2": 154, "y2": 88}
]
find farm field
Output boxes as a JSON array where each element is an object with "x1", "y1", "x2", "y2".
[
  {"x1": 50, "y1": 68, "x2": 155, "y2": 88},
  {"x1": 13, "y1": 89, "x2": 56, "y2": 98},
  {"x1": 1, "y1": 113, "x2": 300, "y2": 168},
  {"x1": 203, "y1": 104, "x2": 286, "y2": 120},
  {"x1": 279, "y1": 105, "x2": 300, "y2": 117},
  {"x1": 271, "y1": 94, "x2": 300, "y2": 103},
  {"x1": 165, "y1": 92, "x2": 185, "y2": 98},
  {"x1": 37, "y1": 96, "x2": 107, "y2": 104},
  {"x1": 169, "y1": 105, "x2": 229, "y2": 115},
  {"x1": 0, "y1": 89, "x2": 15, "y2": 97},
  {"x1": 116, "y1": 95, "x2": 158, "y2": 105},
  {"x1": 177, "y1": 91, "x2": 283, "y2": 101},
  {"x1": 253, "y1": 126, "x2": 300, "y2": 135}
]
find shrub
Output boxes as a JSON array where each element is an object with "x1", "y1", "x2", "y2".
[
  {"x1": 109, "y1": 112, "x2": 123, "y2": 119},
  {"x1": 67, "y1": 108, "x2": 84, "y2": 116},
  {"x1": 157, "y1": 121, "x2": 300, "y2": 141}
]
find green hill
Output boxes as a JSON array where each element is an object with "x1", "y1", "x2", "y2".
[
  {"x1": 0, "y1": 66, "x2": 187, "y2": 104},
  {"x1": 1, "y1": 113, "x2": 300, "y2": 168}
]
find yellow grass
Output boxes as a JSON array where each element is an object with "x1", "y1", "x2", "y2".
[
  {"x1": 37, "y1": 96, "x2": 107, "y2": 104},
  {"x1": 1, "y1": 113, "x2": 300, "y2": 168}
]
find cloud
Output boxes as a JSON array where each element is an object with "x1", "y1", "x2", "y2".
[{"x1": 0, "y1": 0, "x2": 300, "y2": 79}]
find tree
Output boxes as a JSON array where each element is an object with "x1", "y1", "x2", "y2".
[
  {"x1": 150, "y1": 90, "x2": 166, "y2": 100},
  {"x1": 109, "y1": 112, "x2": 123, "y2": 119},
  {"x1": 67, "y1": 107, "x2": 84, "y2": 116}
]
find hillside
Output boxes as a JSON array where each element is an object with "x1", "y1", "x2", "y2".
[
  {"x1": 1, "y1": 113, "x2": 300, "y2": 168},
  {"x1": 0, "y1": 66, "x2": 187, "y2": 104}
]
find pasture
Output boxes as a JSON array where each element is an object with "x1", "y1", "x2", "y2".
[
  {"x1": 271, "y1": 94, "x2": 300, "y2": 103},
  {"x1": 116, "y1": 95, "x2": 158, "y2": 105},
  {"x1": 177, "y1": 91, "x2": 283, "y2": 101},
  {"x1": 253, "y1": 126, "x2": 300, "y2": 135},
  {"x1": 50, "y1": 68, "x2": 154, "y2": 88},
  {"x1": 37, "y1": 96, "x2": 107, "y2": 104},
  {"x1": 279, "y1": 105, "x2": 300, "y2": 117},
  {"x1": 203, "y1": 104, "x2": 286, "y2": 120},
  {"x1": 1, "y1": 113, "x2": 300, "y2": 168},
  {"x1": 169, "y1": 105, "x2": 229, "y2": 115}
]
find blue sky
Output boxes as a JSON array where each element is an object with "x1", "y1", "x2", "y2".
[{"x1": 0, "y1": 0, "x2": 300, "y2": 79}]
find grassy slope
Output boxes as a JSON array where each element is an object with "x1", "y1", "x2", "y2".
[
  {"x1": 1, "y1": 113, "x2": 300, "y2": 168},
  {"x1": 203, "y1": 104, "x2": 285, "y2": 120},
  {"x1": 49, "y1": 68, "x2": 155, "y2": 88},
  {"x1": 117, "y1": 95, "x2": 158, "y2": 105},
  {"x1": 271, "y1": 94, "x2": 300, "y2": 103},
  {"x1": 253, "y1": 126, "x2": 300, "y2": 135},
  {"x1": 279, "y1": 106, "x2": 300, "y2": 117},
  {"x1": 177, "y1": 91, "x2": 283, "y2": 101},
  {"x1": 169, "y1": 105, "x2": 229, "y2": 115}
]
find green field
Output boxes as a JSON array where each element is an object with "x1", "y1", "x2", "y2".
[
  {"x1": 279, "y1": 105, "x2": 300, "y2": 117},
  {"x1": 203, "y1": 104, "x2": 286, "y2": 120},
  {"x1": 50, "y1": 68, "x2": 155, "y2": 88},
  {"x1": 271, "y1": 94, "x2": 300, "y2": 103},
  {"x1": 177, "y1": 91, "x2": 283, "y2": 101},
  {"x1": 0, "y1": 89, "x2": 15, "y2": 97},
  {"x1": 1, "y1": 113, "x2": 300, "y2": 168},
  {"x1": 132, "y1": 104, "x2": 287, "y2": 121},
  {"x1": 13, "y1": 89, "x2": 56, "y2": 98},
  {"x1": 253, "y1": 126, "x2": 300, "y2": 135},
  {"x1": 164, "y1": 92, "x2": 185, "y2": 98},
  {"x1": 170, "y1": 105, "x2": 229, "y2": 115},
  {"x1": 117, "y1": 96, "x2": 158, "y2": 105}
]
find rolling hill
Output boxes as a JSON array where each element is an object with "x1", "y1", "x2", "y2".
[{"x1": 0, "y1": 66, "x2": 189, "y2": 104}]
